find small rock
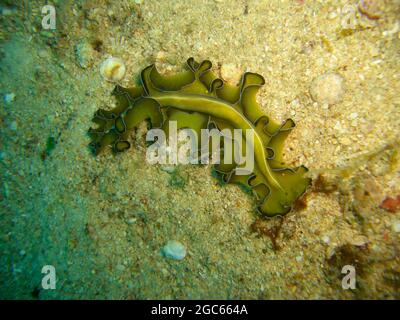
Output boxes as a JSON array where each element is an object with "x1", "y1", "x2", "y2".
[
  {"x1": 38, "y1": 49, "x2": 50, "y2": 59},
  {"x1": 295, "y1": 255, "x2": 303, "y2": 262},
  {"x1": 220, "y1": 63, "x2": 242, "y2": 84},
  {"x1": 75, "y1": 42, "x2": 96, "y2": 69},
  {"x1": 350, "y1": 235, "x2": 369, "y2": 247},
  {"x1": 327, "y1": 11, "x2": 338, "y2": 20},
  {"x1": 309, "y1": 72, "x2": 345, "y2": 105},
  {"x1": 322, "y1": 235, "x2": 331, "y2": 244},
  {"x1": 392, "y1": 221, "x2": 400, "y2": 233},
  {"x1": 126, "y1": 218, "x2": 137, "y2": 225},
  {"x1": 349, "y1": 112, "x2": 358, "y2": 120},
  {"x1": 4, "y1": 93, "x2": 15, "y2": 104},
  {"x1": 116, "y1": 264, "x2": 125, "y2": 272},
  {"x1": 161, "y1": 240, "x2": 187, "y2": 260}
]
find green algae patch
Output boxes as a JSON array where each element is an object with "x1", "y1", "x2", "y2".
[
  {"x1": 88, "y1": 58, "x2": 311, "y2": 217},
  {"x1": 41, "y1": 136, "x2": 57, "y2": 160}
]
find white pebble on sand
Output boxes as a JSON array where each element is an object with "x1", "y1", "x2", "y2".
[
  {"x1": 322, "y1": 235, "x2": 331, "y2": 244},
  {"x1": 392, "y1": 221, "x2": 400, "y2": 233},
  {"x1": 220, "y1": 63, "x2": 241, "y2": 84},
  {"x1": 309, "y1": 72, "x2": 345, "y2": 105},
  {"x1": 162, "y1": 240, "x2": 187, "y2": 260}
]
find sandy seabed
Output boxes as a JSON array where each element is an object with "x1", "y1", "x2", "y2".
[{"x1": 0, "y1": 0, "x2": 399, "y2": 299}]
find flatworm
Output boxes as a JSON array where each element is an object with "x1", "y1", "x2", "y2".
[{"x1": 88, "y1": 58, "x2": 311, "y2": 216}]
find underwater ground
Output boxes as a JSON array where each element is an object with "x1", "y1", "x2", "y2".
[{"x1": 0, "y1": 0, "x2": 399, "y2": 299}]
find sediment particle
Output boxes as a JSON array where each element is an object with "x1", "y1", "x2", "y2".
[
  {"x1": 75, "y1": 42, "x2": 96, "y2": 69},
  {"x1": 161, "y1": 240, "x2": 187, "y2": 260},
  {"x1": 220, "y1": 63, "x2": 241, "y2": 84},
  {"x1": 392, "y1": 221, "x2": 400, "y2": 233}
]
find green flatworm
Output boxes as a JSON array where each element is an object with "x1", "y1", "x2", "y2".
[{"x1": 88, "y1": 58, "x2": 311, "y2": 216}]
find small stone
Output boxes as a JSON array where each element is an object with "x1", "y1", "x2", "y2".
[
  {"x1": 350, "y1": 235, "x2": 369, "y2": 247},
  {"x1": 116, "y1": 264, "x2": 125, "y2": 272},
  {"x1": 75, "y1": 42, "x2": 96, "y2": 69},
  {"x1": 220, "y1": 63, "x2": 242, "y2": 84},
  {"x1": 382, "y1": 21, "x2": 400, "y2": 37},
  {"x1": 322, "y1": 235, "x2": 331, "y2": 244},
  {"x1": 327, "y1": 11, "x2": 338, "y2": 20},
  {"x1": 161, "y1": 240, "x2": 187, "y2": 260},
  {"x1": 4, "y1": 93, "x2": 15, "y2": 104},
  {"x1": 309, "y1": 72, "x2": 345, "y2": 105},
  {"x1": 349, "y1": 112, "x2": 358, "y2": 120},
  {"x1": 100, "y1": 57, "x2": 126, "y2": 82},
  {"x1": 126, "y1": 218, "x2": 137, "y2": 225},
  {"x1": 38, "y1": 49, "x2": 50, "y2": 59},
  {"x1": 392, "y1": 221, "x2": 400, "y2": 233},
  {"x1": 333, "y1": 121, "x2": 342, "y2": 131}
]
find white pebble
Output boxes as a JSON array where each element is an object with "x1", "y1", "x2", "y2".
[
  {"x1": 309, "y1": 72, "x2": 345, "y2": 105},
  {"x1": 100, "y1": 57, "x2": 126, "y2": 82},
  {"x1": 327, "y1": 11, "x2": 338, "y2": 20},
  {"x1": 349, "y1": 112, "x2": 358, "y2": 120},
  {"x1": 220, "y1": 63, "x2": 242, "y2": 84},
  {"x1": 162, "y1": 240, "x2": 187, "y2": 260},
  {"x1": 392, "y1": 221, "x2": 400, "y2": 233},
  {"x1": 322, "y1": 235, "x2": 331, "y2": 244},
  {"x1": 350, "y1": 235, "x2": 369, "y2": 247}
]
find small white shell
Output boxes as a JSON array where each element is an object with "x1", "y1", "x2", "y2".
[
  {"x1": 309, "y1": 72, "x2": 345, "y2": 105},
  {"x1": 100, "y1": 57, "x2": 126, "y2": 82},
  {"x1": 161, "y1": 240, "x2": 187, "y2": 260}
]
